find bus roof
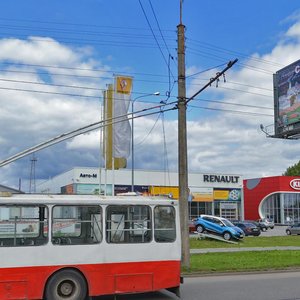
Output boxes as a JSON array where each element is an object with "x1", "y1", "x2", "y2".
[{"x1": 0, "y1": 193, "x2": 178, "y2": 206}]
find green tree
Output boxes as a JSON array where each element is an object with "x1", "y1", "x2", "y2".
[{"x1": 283, "y1": 160, "x2": 300, "y2": 176}]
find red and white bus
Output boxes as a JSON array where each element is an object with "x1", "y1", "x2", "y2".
[{"x1": 0, "y1": 193, "x2": 181, "y2": 299}]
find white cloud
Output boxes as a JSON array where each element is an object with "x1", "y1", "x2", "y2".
[
  {"x1": 0, "y1": 37, "x2": 111, "y2": 189},
  {"x1": 122, "y1": 17, "x2": 300, "y2": 181},
  {"x1": 3, "y1": 17, "x2": 300, "y2": 191},
  {"x1": 0, "y1": 37, "x2": 78, "y2": 65},
  {"x1": 181, "y1": 22, "x2": 300, "y2": 178},
  {"x1": 66, "y1": 131, "x2": 101, "y2": 150}
]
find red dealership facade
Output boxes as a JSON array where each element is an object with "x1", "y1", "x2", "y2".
[{"x1": 244, "y1": 176, "x2": 300, "y2": 224}]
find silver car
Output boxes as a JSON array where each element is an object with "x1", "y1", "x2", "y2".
[
  {"x1": 286, "y1": 224, "x2": 300, "y2": 235},
  {"x1": 258, "y1": 218, "x2": 275, "y2": 229}
]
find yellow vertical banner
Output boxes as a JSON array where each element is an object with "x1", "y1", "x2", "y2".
[
  {"x1": 103, "y1": 76, "x2": 133, "y2": 170},
  {"x1": 113, "y1": 75, "x2": 133, "y2": 168}
]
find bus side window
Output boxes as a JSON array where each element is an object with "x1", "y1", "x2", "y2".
[
  {"x1": 154, "y1": 205, "x2": 176, "y2": 243},
  {"x1": 0, "y1": 205, "x2": 48, "y2": 247},
  {"x1": 52, "y1": 205, "x2": 102, "y2": 245},
  {"x1": 106, "y1": 205, "x2": 152, "y2": 244}
]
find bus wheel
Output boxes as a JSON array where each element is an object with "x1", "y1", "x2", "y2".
[{"x1": 45, "y1": 269, "x2": 87, "y2": 300}]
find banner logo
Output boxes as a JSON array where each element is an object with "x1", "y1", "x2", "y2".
[{"x1": 116, "y1": 76, "x2": 132, "y2": 94}]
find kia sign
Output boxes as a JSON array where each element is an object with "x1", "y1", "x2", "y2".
[{"x1": 290, "y1": 179, "x2": 300, "y2": 190}]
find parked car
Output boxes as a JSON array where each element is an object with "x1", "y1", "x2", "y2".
[
  {"x1": 245, "y1": 220, "x2": 268, "y2": 232},
  {"x1": 232, "y1": 221, "x2": 261, "y2": 236},
  {"x1": 286, "y1": 223, "x2": 300, "y2": 235},
  {"x1": 189, "y1": 220, "x2": 196, "y2": 233},
  {"x1": 258, "y1": 218, "x2": 274, "y2": 229},
  {"x1": 193, "y1": 215, "x2": 244, "y2": 240}
]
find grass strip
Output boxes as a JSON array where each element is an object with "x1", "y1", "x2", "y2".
[
  {"x1": 190, "y1": 235, "x2": 300, "y2": 249},
  {"x1": 183, "y1": 250, "x2": 300, "y2": 274}
]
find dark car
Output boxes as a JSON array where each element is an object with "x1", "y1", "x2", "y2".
[
  {"x1": 189, "y1": 220, "x2": 196, "y2": 233},
  {"x1": 232, "y1": 221, "x2": 261, "y2": 236},
  {"x1": 245, "y1": 220, "x2": 267, "y2": 232}
]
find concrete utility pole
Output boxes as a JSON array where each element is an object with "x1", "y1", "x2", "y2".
[{"x1": 177, "y1": 0, "x2": 190, "y2": 269}]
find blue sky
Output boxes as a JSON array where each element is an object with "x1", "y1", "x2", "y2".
[{"x1": 1, "y1": 1, "x2": 300, "y2": 191}]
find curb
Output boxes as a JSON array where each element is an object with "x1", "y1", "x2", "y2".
[
  {"x1": 190, "y1": 246, "x2": 300, "y2": 253},
  {"x1": 182, "y1": 267, "x2": 300, "y2": 278}
]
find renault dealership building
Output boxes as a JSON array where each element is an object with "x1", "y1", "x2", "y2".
[
  {"x1": 36, "y1": 169, "x2": 300, "y2": 224},
  {"x1": 37, "y1": 167, "x2": 244, "y2": 221}
]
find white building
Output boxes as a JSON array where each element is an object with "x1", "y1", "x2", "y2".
[{"x1": 37, "y1": 167, "x2": 243, "y2": 220}]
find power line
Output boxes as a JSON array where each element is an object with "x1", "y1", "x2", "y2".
[
  {"x1": 187, "y1": 38, "x2": 284, "y2": 68},
  {"x1": 0, "y1": 61, "x2": 171, "y2": 79},
  {"x1": 0, "y1": 18, "x2": 283, "y2": 77},
  {"x1": 139, "y1": 0, "x2": 176, "y2": 80},
  {"x1": 0, "y1": 78, "x2": 273, "y2": 111},
  {"x1": 161, "y1": 112, "x2": 171, "y2": 185},
  {"x1": 0, "y1": 24, "x2": 175, "y2": 40},
  {"x1": 1, "y1": 34, "x2": 176, "y2": 49},
  {"x1": 148, "y1": 0, "x2": 176, "y2": 101},
  {"x1": 0, "y1": 17, "x2": 175, "y2": 33},
  {"x1": 148, "y1": 0, "x2": 174, "y2": 58},
  {"x1": 135, "y1": 113, "x2": 161, "y2": 148},
  {"x1": 193, "y1": 97, "x2": 273, "y2": 110},
  {"x1": 0, "y1": 67, "x2": 273, "y2": 99},
  {"x1": 187, "y1": 47, "x2": 275, "y2": 75},
  {"x1": 0, "y1": 77, "x2": 105, "y2": 92},
  {"x1": 189, "y1": 104, "x2": 273, "y2": 117},
  {"x1": 186, "y1": 62, "x2": 227, "y2": 78},
  {"x1": 186, "y1": 59, "x2": 239, "y2": 105},
  {"x1": 0, "y1": 81, "x2": 175, "y2": 102},
  {"x1": 214, "y1": 85, "x2": 272, "y2": 98},
  {"x1": 0, "y1": 85, "x2": 101, "y2": 99}
]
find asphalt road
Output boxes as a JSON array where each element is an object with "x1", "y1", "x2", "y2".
[
  {"x1": 181, "y1": 271, "x2": 300, "y2": 300},
  {"x1": 94, "y1": 271, "x2": 300, "y2": 300}
]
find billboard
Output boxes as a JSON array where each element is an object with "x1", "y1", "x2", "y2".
[{"x1": 274, "y1": 59, "x2": 300, "y2": 138}]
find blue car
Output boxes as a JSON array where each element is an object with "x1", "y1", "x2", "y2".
[{"x1": 193, "y1": 215, "x2": 244, "y2": 240}]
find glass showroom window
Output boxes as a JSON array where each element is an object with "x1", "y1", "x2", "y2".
[
  {"x1": 283, "y1": 193, "x2": 300, "y2": 224},
  {"x1": 260, "y1": 193, "x2": 281, "y2": 223}
]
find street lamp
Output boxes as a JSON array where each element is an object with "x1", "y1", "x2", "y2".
[{"x1": 131, "y1": 92, "x2": 160, "y2": 192}]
